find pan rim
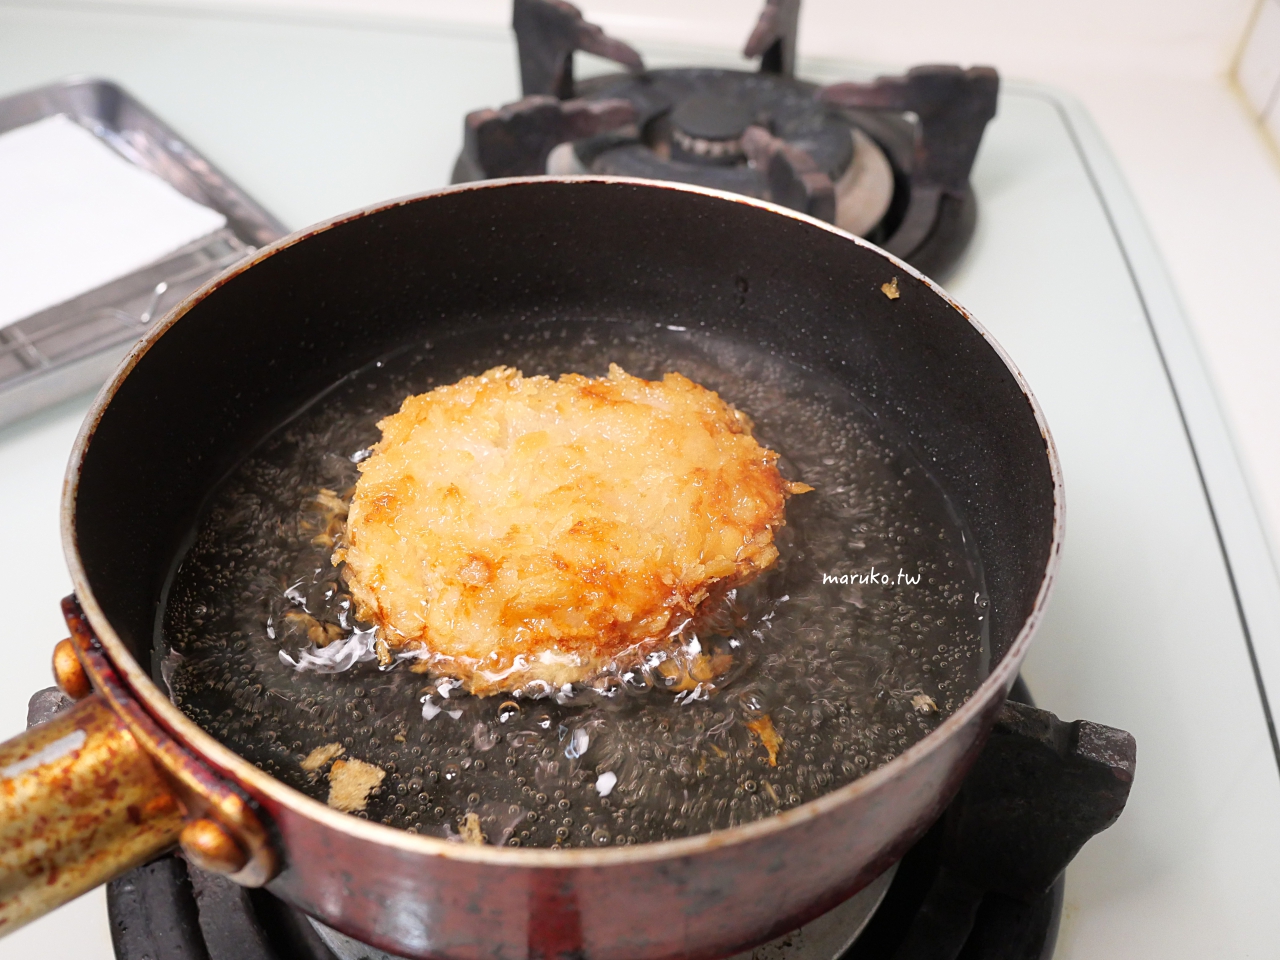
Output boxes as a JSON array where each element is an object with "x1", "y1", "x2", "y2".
[{"x1": 60, "y1": 174, "x2": 1065, "y2": 869}]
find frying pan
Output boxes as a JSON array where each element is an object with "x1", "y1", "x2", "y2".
[{"x1": 0, "y1": 178, "x2": 1062, "y2": 959}]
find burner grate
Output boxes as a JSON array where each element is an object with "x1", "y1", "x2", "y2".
[{"x1": 450, "y1": 0, "x2": 999, "y2": 277}]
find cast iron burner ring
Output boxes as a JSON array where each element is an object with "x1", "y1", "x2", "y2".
[
  {"x1": 669, "y1": 93, "x2": 752, "y2": 163},
  {"x1": 566, "y1": 69, "x2": 856, "y2": 200}
]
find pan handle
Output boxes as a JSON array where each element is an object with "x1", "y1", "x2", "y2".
[
  {"x1": 0, "y1": 609, "x2": 279, "y2": 940},
  {"x1": 0, "y1": 689, "x2": 186, "y2": 935}
]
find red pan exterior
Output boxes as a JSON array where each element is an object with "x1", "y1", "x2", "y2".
[
  {"x1": 62, "y1": 178, "x2": 1063, "y2": 960},
  {"x1": 251, "y1": 682, "x2": 1009, "y2": 960}
]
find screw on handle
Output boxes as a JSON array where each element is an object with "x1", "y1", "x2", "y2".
[
  {"x1": 180, "y1": 818, "x2": 250, "y2": 876},
  {"x1": 52, "y1": 637, "x2": 91, "y2": 700}
]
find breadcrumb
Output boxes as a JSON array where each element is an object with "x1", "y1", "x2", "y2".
[
  {"x1": 747, "y1": 714, "x2": 783, "y2": 766},
  {"x1": 459, "y1": 812, "x2": 485, "y2": 845},
  {"x1": 326, "y1": 757, "x2": 385, "y2": 813},
  {"x1": 300, "y1": 742, "x2": 344, "y2": 772},
  {"x1": 912, "y1": 693, "x2": 938, "y2": 714}
]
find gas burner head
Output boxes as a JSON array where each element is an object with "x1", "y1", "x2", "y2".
[
  {"x1": 566, "y1": 68, "x2": 856, "y2": 206},
  {"x1": 669, "y1": 94, "x2": 751, "y2": 163},
  {"x1": 451, "y1": 0, "x2": 999, "y2": 277}
]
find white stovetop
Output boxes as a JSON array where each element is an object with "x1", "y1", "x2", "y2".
[{"x1": 1, "y1": 5, "x2": 1279, "y2": 959}]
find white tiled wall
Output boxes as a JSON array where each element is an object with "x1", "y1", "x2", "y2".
[{"x1": 1238, "y1": 0, "x2": 1280, "y2": 144}]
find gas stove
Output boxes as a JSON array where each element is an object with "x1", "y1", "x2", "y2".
[
  {"x1": 451, "y1": 0, "x2": 997, "y2": 277},
  {"x1": 87, "y1": 678, "x2": 1133, "y2": 960}
]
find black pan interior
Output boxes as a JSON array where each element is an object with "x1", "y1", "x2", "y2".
[{"x1": 73, "y1": 179, "x2": 1054, "y2": 682}]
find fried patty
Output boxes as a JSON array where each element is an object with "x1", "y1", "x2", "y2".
[{"x1": 336, "y1": 364, "x2": 808, "y2": 696}]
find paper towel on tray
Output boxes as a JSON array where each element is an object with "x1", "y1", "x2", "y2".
[{"x1": 0, "y1": 113, "x2": 228, "y2": 328}]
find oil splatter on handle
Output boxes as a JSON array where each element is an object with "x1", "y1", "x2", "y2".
[{"x1": 0, "y1": 693, "x2": 184, "y2": 937}]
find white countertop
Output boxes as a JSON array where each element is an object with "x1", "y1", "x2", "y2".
[{"x1": 2, "y1": 4, "x2": 1279, "y2": 959}]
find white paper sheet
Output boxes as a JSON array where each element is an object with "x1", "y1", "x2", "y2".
[{"x1": 0, "y1": 113, "x2": 227, "y2": 327}]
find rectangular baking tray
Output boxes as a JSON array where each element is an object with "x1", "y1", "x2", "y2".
[{"x1": 0, "y1": 77, "x2": 287, "y2": 429}]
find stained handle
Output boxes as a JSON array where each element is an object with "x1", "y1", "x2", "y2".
[{"x1": 0, "y1": 692, "x2": 186, "y2": 935}]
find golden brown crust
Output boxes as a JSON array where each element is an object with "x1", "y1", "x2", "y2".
[{"x1": 338, "y1": 364, "x2": 805, "y2": 696}]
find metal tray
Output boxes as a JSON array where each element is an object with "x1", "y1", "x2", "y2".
[{"x1": 0, "y1": 77, "x2": 287, "y2": 429}]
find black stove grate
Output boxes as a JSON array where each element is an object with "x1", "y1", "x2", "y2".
[
  {"x1": 846, "y1": 822, "x2": 1063, "y2": 960},
  {"x1": 450, "y1": 0, "x2": 999, "y2": 278}
]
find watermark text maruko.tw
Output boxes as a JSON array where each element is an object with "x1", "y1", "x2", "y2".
[{"x1": 821, "y1": 566, "x2": 921, "y2": 586}]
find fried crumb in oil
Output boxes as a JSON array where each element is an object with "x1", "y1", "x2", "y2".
[
  {"x1": 283, "y1": 611, "x2": 344, "y2": 648},
  {"x1": 747, "y1": 714, "x2": 783, "y2": 766},
  {"x1": 300, "y1": 741, "x2": 345, "y2": 773},
  {"x1": 459, "y1": 812, "x2": 485, "y2": 845},
  {"x1": 305, "y1": 487, "x2": 350, "y2": 548},
  {"x1": 327, "y1": 757, "x2": 385, "y2": 813},
  {"x1": 912, "y1": 693, "x2": 938, "y2": 714}
]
